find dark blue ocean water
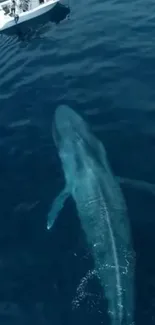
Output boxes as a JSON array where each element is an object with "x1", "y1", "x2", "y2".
[{"x1": 0, "y1": 0, "x2": 155, "y2": 324}]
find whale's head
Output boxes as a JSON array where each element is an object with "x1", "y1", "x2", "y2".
[
  {"x1": 52, "y1": 105, "x2": 107, "y2": 179},
  {"x1": 52, "y1": 105, "x2": 91, "y2": 182},
  {"x1": 52, "y1": 105, "x2": 87, "y2": 150}
]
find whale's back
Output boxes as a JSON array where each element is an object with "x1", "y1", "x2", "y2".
[
  {"x1": 52, "y1": 105, "x2": 135, "y2": 325},
  {"x1": 72, "y1": 155, "x2": 134, "y2": 325}
]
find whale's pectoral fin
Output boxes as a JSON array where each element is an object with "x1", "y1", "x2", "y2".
[
  {"x1": 47, "y1": 186, "x2": 70, "y2": 230},
  {"x1": 117, "y1": 176, "x2": 155, "y2": 195}
]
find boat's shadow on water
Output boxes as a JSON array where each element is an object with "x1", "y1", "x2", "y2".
[{"x1": 2, "y1": 3, "x2": 70, "y2": 41}]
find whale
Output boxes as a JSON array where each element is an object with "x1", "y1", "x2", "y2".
[{"x1": 47, "y1": 105, "x2": 135, "y2": 325}]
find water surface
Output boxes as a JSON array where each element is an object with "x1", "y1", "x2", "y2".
[{"x1": 0, "y1": 1, "x2": 155, "y2": 324}]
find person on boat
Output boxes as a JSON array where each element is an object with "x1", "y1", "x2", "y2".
[
  {"x1": 10, "y1": 0, "x2": 16, "y2": 16},
  {"x1": 19, "y1": 0, "x2": 29, "y2": 12}
]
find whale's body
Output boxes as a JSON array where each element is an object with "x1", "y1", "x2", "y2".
[{"x1": 48, "y1": 105, "x2": 135, "y2": 325}]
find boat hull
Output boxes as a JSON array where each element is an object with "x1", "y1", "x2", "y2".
[{"x1": 0, "y1": 0, "x2": 59, "y2": 31}]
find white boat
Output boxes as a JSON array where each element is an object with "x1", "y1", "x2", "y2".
[{"x1": 0, "y1": 0, "x2": 59, "y2": 31}]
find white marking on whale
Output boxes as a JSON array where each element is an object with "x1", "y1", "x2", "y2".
[{"x1": 47, "y1": 105, "x2": 135, "y2": 325}]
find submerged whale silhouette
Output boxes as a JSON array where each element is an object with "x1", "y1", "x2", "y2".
[{"x1": 47, "y1": 105, "x2": 135, "y2": 325}]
